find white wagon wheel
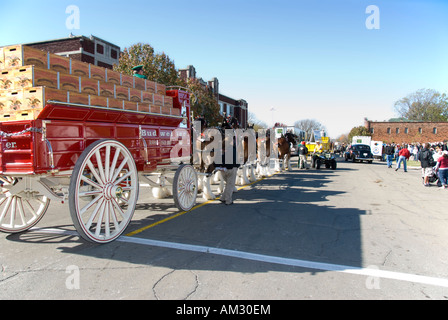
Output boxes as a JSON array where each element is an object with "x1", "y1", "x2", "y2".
[
  {"x1": 69, "y1": 139, "x2": 139, "y2": 243},
  {"x1": 173, "y1": 164, "x2": 198, "y2": 212},
  {"x1": 0, "y1": 176, "x2": 50, "y2": 233}
]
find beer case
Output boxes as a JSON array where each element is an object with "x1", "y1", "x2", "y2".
[
  {"x1": 59, "y1": 73, "x2": 80, "y2": 92},
  {"x1": 121, "y1": 74, "x2": 134, "y2": 88},
  {"x1": 145, "y1": 80, "x2": 156, "y2": 93},
  {"x1": 105, "y1": 69, "x2": 121, "y2": 85},
  {"x1": 0, "y1": 47, "x2": 5, "y2": 70},
  {"x1": 129, "y1": 88, "x2": 142, "y2": 103},
  {"x1": 164, "y1": 96, "x2": 173, "y2": 109},
  {"x1": 67, "y1": 91, "x2": 89, "y2": 105},
  {"x1": 0, "y1": 66, "x2": 58, "y2": 90},
  {"x1": 0, "y1": 87, "x2": 67, "y2": 114},
  {"x1": 98, "y1": 81, "x2": 115, "y2": 98},
  {"x1": 89, "y1": 95, "x2": 108, "y2": 108},
  {"x1": 134, "y1": 76, "x2": 146, "y2": 91},
  {"x1": 49, "y1": 54, "x2": 71, "y2": 73},
  {"x1": 89, "y1": 64, "x2": 106, "y2": 82},
  {"x1": 124, "y1": 100, "x2": 138, "y2": 111},
  {"x1": 71, "y1": 59, "x2": 90, "y2": 77},
  {"x1": 114, "y1": 85, "x2": 129, "y2": 100},
  {"x1": 80, "y1": 78, "x2": 99, "y2": 95},
  {"x1": 3, "y1": 45, "x2": 48, "y2": 69},
  {"x1": 153, "y1": 93, "x2": 164, "y2": 106},
  {"x1": 156, "y1": 83, "x2": 166, "y2": 95},
  {"x1": 142, "y1": 91, "x2": 153, "y2": 104}
]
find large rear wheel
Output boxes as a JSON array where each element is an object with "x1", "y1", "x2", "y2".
[{"x1": 69, "y1": 140, "x2": 139, "y2": 243}]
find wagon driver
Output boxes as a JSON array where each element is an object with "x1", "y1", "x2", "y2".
[{"x1": 132, "y1": 65, "x2": 147, "y2": 79}]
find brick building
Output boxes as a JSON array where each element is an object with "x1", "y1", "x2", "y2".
[
  {"x1": 179, "y1": 65, "x2": 249, "y2": 128},
  {"x1": 25, "y1": 34, "x2": 120, "y2": 69},
  {"x1": 364, "y1": 118, "x2": 448, "y2": 144},
  {"x1": 218, "y1": 94, "x2": 248, "y2": 128}
]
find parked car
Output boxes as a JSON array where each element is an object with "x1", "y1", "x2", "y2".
[{"x1": 344, "y1": 144, "x2": 374, "y2": 163}]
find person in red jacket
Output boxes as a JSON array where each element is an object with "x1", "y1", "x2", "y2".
[{"x1": 395, "y1": 145, "x2": 411, "y2": 172}]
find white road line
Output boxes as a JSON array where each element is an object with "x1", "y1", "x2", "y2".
[{"x1": 33, "y1": 227, "x2": 448, "y2": 288}]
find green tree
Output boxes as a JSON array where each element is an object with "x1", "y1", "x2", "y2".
[
  {"x1": 394, "y1": 89, "x2": 448, "y2": 122},
  {"x1": 115, "y1": 43, "x2": 222, "y2": 126},
  {"x1": 181, "y1": 78, "x2": 221, "y2": 126},
  {"x1": 113, "y1": 43, "x2": 180, "y2": 86},
  {"x1": 348, "y1": 126, "x2": 371, "y2": 142}
]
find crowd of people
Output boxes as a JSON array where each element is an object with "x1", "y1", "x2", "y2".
[{"x1": 383, "y1": 142, "x2": 448, "y2": 188}]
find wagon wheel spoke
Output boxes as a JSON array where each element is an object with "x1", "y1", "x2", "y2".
[
  {"x1": 0, "y1": 176, "x2": 50, "y2": 234},
  {"x1": 173, "y1": 165, "x2": 198, "y2": 212},
  {"x1": 85, "y1": 197, "x2": 105, "y2": 230},
  {"x1": 69, "y1": 140, "x2": 138, "y2": 244}
]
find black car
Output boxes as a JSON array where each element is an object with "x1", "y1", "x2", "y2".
[{"x1": 344, "y1": 144, "x2": 374, "y2": 163}]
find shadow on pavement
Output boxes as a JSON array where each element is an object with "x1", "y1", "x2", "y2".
[{"x1": 7, "y1": 168, "x2": 366, "y2": 274}]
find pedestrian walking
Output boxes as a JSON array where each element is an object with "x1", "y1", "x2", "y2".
[
  {"x1": 394, "y1": 144, "x2": 400, "y2": 162},
  {"x1": 395, "y1": 145, "x2": 410, "y2": 172},
  {"x1": 419, "y1": 143, "x2": 435, "y2": 187},
  {"x1": 412, "y1": 145, "x2": 418, "y2": 161},
  {"x1": 435, "y1": 150, "x2": 448, "y2": 189},
  {"x1": 384, "y1": 144, "x2": 394, "y2": 168}
]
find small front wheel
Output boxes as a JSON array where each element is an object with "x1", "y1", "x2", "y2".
[
  {"x1": 173, "y1": 164, "x2": 198, "y2": 212},
  {"x1": 331, "y1": 161, "x2": 337, "y2": 170},
  {"x1": 0, "y1": 176, "x2": 50, "y2": 233}
]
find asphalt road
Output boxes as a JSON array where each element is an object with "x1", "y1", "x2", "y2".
[{"x1": 1, "y1": 156, "x2": 448, "y2": 301}]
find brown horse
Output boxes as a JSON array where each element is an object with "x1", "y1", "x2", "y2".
[{"x1": 277, "y1": 133, "x2": 294, "y2": 171}]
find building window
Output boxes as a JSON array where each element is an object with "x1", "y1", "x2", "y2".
[
  {"x1": 396, "y1": 128, "x2": 400, "y2": 134},
  {"x1": 404, "y1": 127, "x2": 408, "y2": 134},
  {"x1": 370, "y1": 128, "x2": 374, "y2": 134},
  {"x1": 433, "y1": 127, "x2": 437, "y2": 134},
  {"x1": 111, "y1": 49, "x2": 118, "y2": 59},
  {"x1": 419, "y1": 128, "x2": 422, "y2": 134},
  {"x1": 387, "y1": 128, "x2": 391, "y2": 134},
  {"x1": 96, "y1": 44, "x2": 104, "y2": 54}
]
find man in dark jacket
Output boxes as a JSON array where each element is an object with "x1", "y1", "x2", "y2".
[
  {"x1": 384, "y1": 144, "x2": 395, "y2": 168},
  {"x1": 217, "y1": 137, "x2": 239, "y2": 205},
  {"x1": 419, "y1": 143, "x2": 434, "y2": 186},
  {"x1": 298, "y1": 141, "x2": 309, "y2": 169}
]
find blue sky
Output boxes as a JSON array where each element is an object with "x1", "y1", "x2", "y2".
[{"x1": 1, "y1": 0, "x2": 447, "y2": 137}]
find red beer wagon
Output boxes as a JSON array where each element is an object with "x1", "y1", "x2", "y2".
[{"x1": 0, "y1": 45, "x2": 198, "y2": 243}]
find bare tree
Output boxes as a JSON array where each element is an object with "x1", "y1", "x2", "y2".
[
  {"x1": 248, "y1": 112, "x2": 268, "y2": 130},
  {"x1": 294, "y1": 119, "x2": 325, "y2": 141}
]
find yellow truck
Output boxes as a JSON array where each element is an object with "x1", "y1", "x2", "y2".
[{"x1": 306, "y1": 137, "x2": 330, "y2": 153}]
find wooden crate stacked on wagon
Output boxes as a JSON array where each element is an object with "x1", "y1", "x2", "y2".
[{"x1": 0, "y1": 44, "x2": 177, "y2": 122}]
